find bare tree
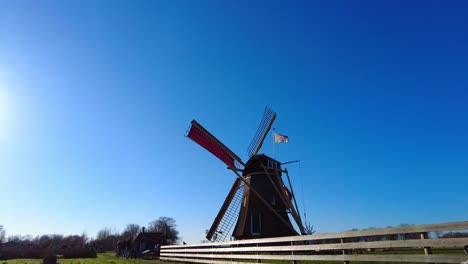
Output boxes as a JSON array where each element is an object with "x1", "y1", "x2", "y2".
[
  {"x1": 0, "y1": 225, "x2": 5, "y2": 243},
  {"x1": 81, "y1": 232, "x2": 89, "y2": 245},
  {"x1": 304, "y1": 222, "x2": 316, "y2": 235},
  {"x1": 94, "y1": 227, "x2": 121, "y2": 251},
  {"x1": 7, "y1": 235, "x2": 23, "y2": 243},
  {"x1": 121, "y1": 224, "x2": 140, "y2": 239},
  {"x1": 148, "y1": 216, "x2": 179, "y2": 244},
  {"x1": 96, "y1": 228, "x2": 112, "y2": 241}
]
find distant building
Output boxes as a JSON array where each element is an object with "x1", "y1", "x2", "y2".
[{"x1": 132, "y1": 229, "x2": 171, "y2": 257}]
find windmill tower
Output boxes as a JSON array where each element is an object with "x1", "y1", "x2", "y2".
[{"x1": 186, "y1": 107, "x2": 305, "y2": 241}]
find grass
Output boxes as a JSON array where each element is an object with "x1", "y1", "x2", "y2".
[
  {"x1": 2, "y1": 249, "x2": 467, "y2": 264},
  {"x1": 2, "y1": 253, "x2": 174, "y2": 264}
]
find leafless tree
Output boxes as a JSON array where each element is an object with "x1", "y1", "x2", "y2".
[
  {"x1": 96, "y1": 228, "x2": 112, "y2": 241},
  {"x1": 304, "y1": 222, "x2": 316, "y2": 235},
  {"x1": 148, "y1": 216, "x2": 179, "y2": 244},
  {"x1": 94, "y1": 227, "x2": 121, "y2": 251},
  {"x1": 0, "y1": 225, "x2": 5, "y2": 243},
  {"x1": 121, "y1": 224, "x2": 140, "y2": 239},
  {"x1": 7, "y1": 235, "x2": 23, "y2": 243}
]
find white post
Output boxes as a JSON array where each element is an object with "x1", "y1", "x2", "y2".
[{"x1": 272, "y1": 129, "x2": 276, "y2": 159}]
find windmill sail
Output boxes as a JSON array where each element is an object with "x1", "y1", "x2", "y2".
[
  {"x1": 247, "y1": 107, "x2": 276, "y2": 157},
  {"x1": 187, "y1": 120, "x2": 244, "y2": 168},
  {"x1": 186, "y1": 107, "x2": 305, "y2": 242},
  {"x1": 206, "y1": 178, "x2": 244, "y2": 242}
]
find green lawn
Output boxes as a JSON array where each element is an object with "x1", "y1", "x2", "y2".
[
  {"x1": 1, "y1": 253, "x2": 173, "y2": 264},
  {"x1": 2, "y1": 249, "x2": 467, "y2": 264}
]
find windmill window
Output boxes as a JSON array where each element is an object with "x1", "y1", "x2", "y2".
[
  {"x1": 271, "y1": 195, "x2": 277, "y2": 206},
  {"x1": 251, "y1": 213, "x2": 262, "y2": 235},
  {"x1": 267, "y1": 160, "x2": 279, "y2": 169}
]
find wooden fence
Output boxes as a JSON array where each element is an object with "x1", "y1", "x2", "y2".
[{"x1": 161, "y1": 221, "x2": 468, "y2": 264}]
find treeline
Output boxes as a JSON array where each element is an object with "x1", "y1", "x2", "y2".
[
  {"x1": 92, "y1": 217, "x2": 179, "y2": 252},
  {"x1": 0, "y1": 231, "x2": 95, "y2": 260},
  {"x1": 0, "y1": 217, "x2": 179, "y2": 260}
]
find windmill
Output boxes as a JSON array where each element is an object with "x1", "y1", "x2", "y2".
[{"x1": 186, "y1": 107, "x2": 305, "y2": 242}]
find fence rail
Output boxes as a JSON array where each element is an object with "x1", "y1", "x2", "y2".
[{"x1": 161, "y1": 221, "x2": 468, "y2": 264}]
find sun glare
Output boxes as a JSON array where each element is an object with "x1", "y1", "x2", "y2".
[{"x1": 0, "y1": 70, "x2": 28, "y2": 144}]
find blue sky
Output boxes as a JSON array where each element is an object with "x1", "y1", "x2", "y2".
[{"x1": 0, "y1": 1, "x2": 467, "y2": 243}]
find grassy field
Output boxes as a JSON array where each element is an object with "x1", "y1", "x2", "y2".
[
  {"x1": 1, "y1": 253, "x2": 173, "y2": 264},
  {"x1": 2, "y1": 250, "x2": 466, "y2": 264}
]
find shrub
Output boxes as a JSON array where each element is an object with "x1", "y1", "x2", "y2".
[
  {"x1": 0, "y1": 247, "x2": 96, "y2": 260},
  {"x1": 1, "y1": 248, "x2": 44, "y2": 259}
]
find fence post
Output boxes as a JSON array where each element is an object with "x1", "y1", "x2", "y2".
[
  {"x1": 420, "y1": 232, "x2": 433, "y2": 255},
  {"x1": 257, "y1": 243, "x2": 261, "y2": 263},
  {"x1": 420, "y1": 232, "x2": 434, "y2": 264},
  {"x1": 291, "y1": 241, "x2": 298, "y2": 264},
  {"x1": 341, "y1": 238, "x2": 350, "y2": 264},
  {"x1": 211, "y1": 244, "x2": 214, "y2": 264}
]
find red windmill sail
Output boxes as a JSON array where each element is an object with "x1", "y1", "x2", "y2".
[{"x1": 187, "y1": 120, "x2": 243, "y2": 168}]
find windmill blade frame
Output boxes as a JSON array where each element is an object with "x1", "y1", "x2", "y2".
[
  {"x1": 206, "y1": 177, "x2": 244, "y2": 241},
  {"x1": 186, "y1": 107, "x2": 305, "y2": 242},
  {"x1": 187, "y1": 120, "x2": 245, "y2": 168},
  {"x1": 247, "y1": 107, "x2": 277, "y2": 157}
]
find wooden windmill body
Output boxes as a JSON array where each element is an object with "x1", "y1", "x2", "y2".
[{"x1": 186, "y1": 107, "x2": 305, "y2": 241}]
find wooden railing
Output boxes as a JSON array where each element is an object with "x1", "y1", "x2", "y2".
[{"x1": 161, "y1": 221, "x2": 468, "y2": 264}]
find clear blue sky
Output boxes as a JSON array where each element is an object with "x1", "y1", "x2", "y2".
[{"x1": 1, "y1": 1, "x2": 467, "y2": 243}]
